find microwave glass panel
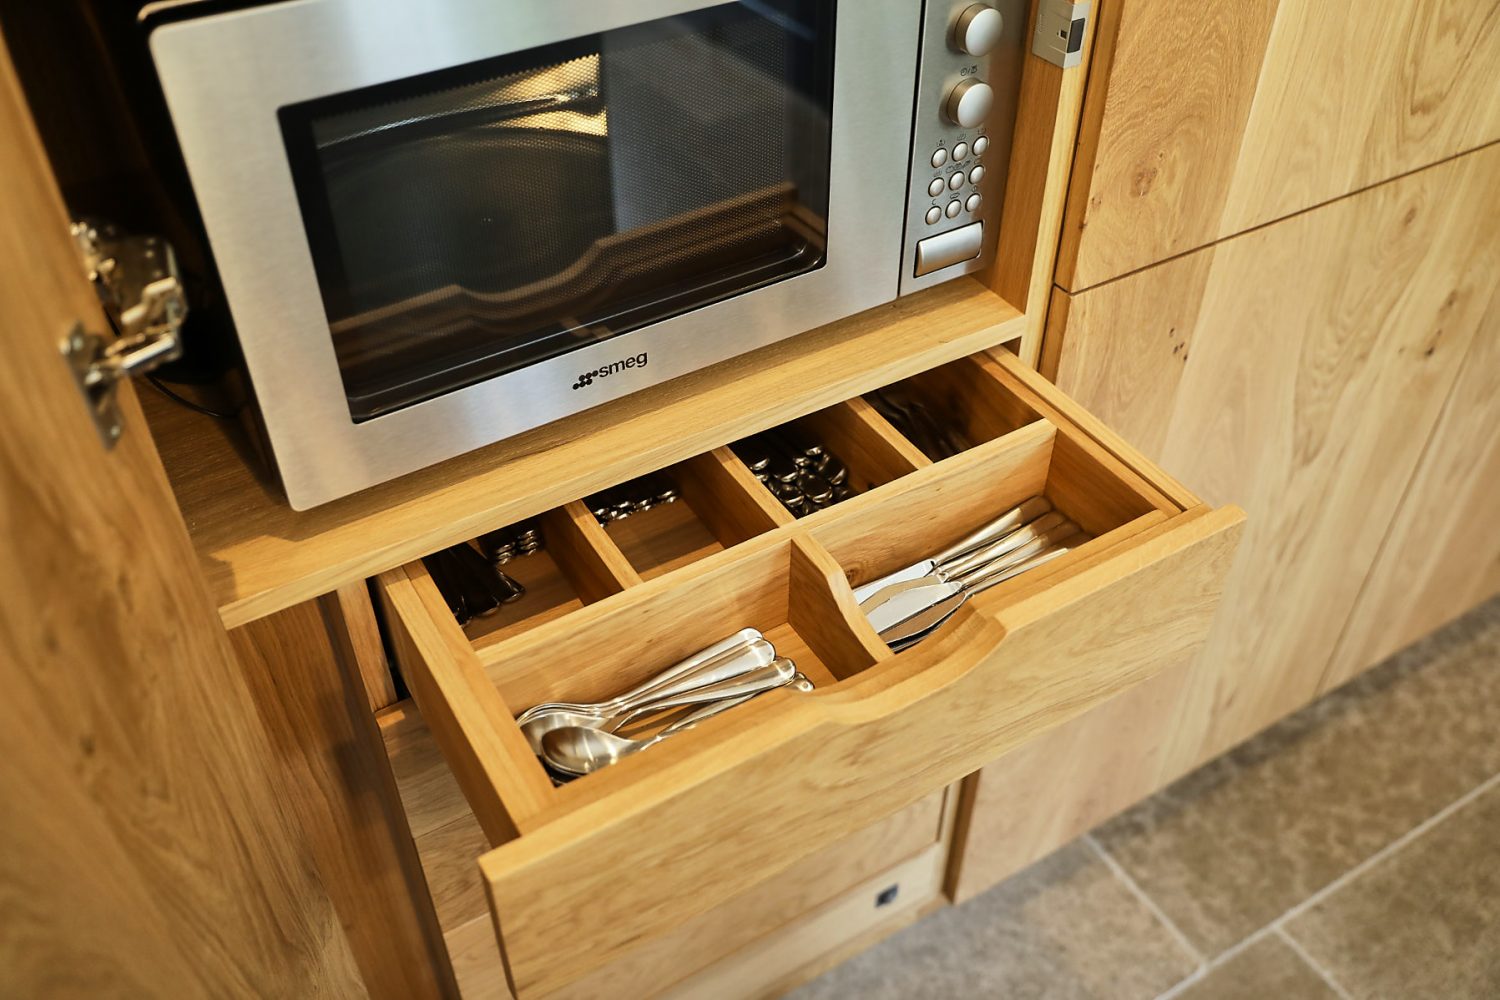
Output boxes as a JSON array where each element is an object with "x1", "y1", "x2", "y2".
[{"x1": 279, "y1": 1, "x2": 836, "y2": 422}]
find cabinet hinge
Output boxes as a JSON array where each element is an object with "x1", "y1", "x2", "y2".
[
  {"x1": 1033, "y1": 0, "x2": 1090, "y2": 69},
  {"x1": 63, "y1": 221, "x2": 187, "y2": 447}
]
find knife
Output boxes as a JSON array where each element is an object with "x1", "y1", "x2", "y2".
[
  {"x1": 865, "y1": 523, "x2": 1079, "y2": 635},
  {"x1": 851, "y1": 496, "x2": 1052, "y2": 605}
]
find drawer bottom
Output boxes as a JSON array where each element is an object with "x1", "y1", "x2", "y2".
[{"x1": 379, "y1": 702, "x2": 956, "y2": 999}]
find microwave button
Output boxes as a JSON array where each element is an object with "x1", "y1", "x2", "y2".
[
  {"x1": 928, "y1": 177, "x2": 946, "y2": 198},
  {"x1": 944, "y1": 199, "x2": 963, "y2": 219},
  {"x1": 931, "y1": 147, "x2": 948, "y2": 168},
  {"x1": 953, "y1": 141, "x2": 969, "y2": 161},
  {"x1": 969, "y1": 164, "x2": 987, "y2": 185},
  {"x1": 973, "y1": 135, "x2": 990, "y2": 155},
  {"x1": 915, "y1": 221, "x2": 984, "y2": 276},
  {"x1": 966, "y1": 193, "x2": 983, "y2": 213},
  {"x1": 925, "y1": 206, "x2": 944, "y2": 225},
  {"x1": 948, "y1": 171, "x2": 966, "y2": 191},
  {"x1": 944, "y1": 78, "x2": 995, "y2": 129},
  {"x1": 953, "y1": 4, "x2": 1005, "y2": 57}
]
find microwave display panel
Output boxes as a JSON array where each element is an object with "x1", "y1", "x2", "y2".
[{"x1": 279, "y1": 1, "x2": 836, "y2": 421}]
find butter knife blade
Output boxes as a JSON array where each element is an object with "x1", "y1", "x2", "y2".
[
  {"x1": 863, "y1": 578, "x2": 963, "y2": 634},
  {"x1": 852, "y1": 559, "x2": 936, "y2": 605}
]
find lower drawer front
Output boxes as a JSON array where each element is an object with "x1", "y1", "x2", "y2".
[
  {"x1": 380, "y1": 702, "x2": 950, "y2": 999},
  {"x1": 376, "y1": 350, "x2": 1245, "y2": 997}
]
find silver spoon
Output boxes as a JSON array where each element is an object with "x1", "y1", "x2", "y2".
[
  {"x1": 542, "y1": 671, "x2": 809, "y2": 776},
  {"x1": 519, "y1": 640, "x2": 776, "y2": 753},
  {"x1": 517, "y1": 627, "x2": 763, "y2": 723},
  {"x1": 601, "y1": 658, "x2": 797, "y2": 733}
]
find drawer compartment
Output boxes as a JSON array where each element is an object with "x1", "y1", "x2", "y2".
[
  {"x1": 375, "y1": 350, "x2": 1244, "y2": 998},
  {"x1": 594, "y1": 449, "x2": 791, "y2": 580}
]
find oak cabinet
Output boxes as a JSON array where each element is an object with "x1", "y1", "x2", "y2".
[
  {"x1": 1057, "y1": 0, "x2": 1500, "y2": 291},
  {"x1": 955, "y1": 140, "x2": 1500, "y2": 900}
]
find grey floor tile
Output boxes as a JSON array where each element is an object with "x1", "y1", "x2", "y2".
[
  {"x1": 1092, "y1": 596, "x2": 1500, "y2": 955},
  {"x1": 1284, "y1": 781, "x2": 1500, "y2": 1000},
  {"x1": 786, "y1": 841, "x2": 1198, "y2": 1000},
  {"x1": 1174, "y1": 935, "x2": 1340, "y2": 1000}
]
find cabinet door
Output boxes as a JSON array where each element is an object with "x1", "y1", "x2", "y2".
[
  {"x1": 954, "y1": 142, "x2": 1500, "y2": 899},
  {"x1": 1321, "y1": 300, "x2": 1500, "y2": 687},
  {"x1": 0, "y1": 41, "x2": 363, "y2": 997},
  {"x1": 1057, "y1": 0, "x2": 1500, "y2": 290}
]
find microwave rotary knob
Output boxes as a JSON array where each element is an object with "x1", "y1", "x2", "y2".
[
  {"x1": 953, "y1": 4, "x2": 1004, "y2": 56},
  {"x1": 944, "y1": 78, "x2": 994, "y2": 129}
]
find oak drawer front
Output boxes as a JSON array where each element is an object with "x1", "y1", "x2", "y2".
[
  {"x1": 375, "y1": 350, "x2": 1245, "y2": 997},
  {"x1": 381, "y1": 702, "x2": 951, "y2": 1000}
]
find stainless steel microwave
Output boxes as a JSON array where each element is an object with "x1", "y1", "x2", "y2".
[{"x1": 143, "y1": 0, "x2": 1025, "y2": 508}]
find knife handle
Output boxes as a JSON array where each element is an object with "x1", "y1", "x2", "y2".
[
  {"x1": 941, "y1": 511, "x2": 1068, "y2": 579},
  {"x1": 933, "y1": 496, "x2": 1052, "y2": 568}
]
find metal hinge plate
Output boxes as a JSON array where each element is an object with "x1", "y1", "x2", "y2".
[
  {"x1": 1033, "y1": 0, "x2": 1090, "y2": 69},
  {"x1": 63, "y1": 222, "x2": 187, "y2": 447}
]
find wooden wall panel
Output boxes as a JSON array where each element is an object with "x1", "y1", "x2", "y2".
[
  {"x1": 957, "y1": 144, "x2": 1500, "y2": 898},
  {"x1": 1321, "y1": 290, "x2": 1500, "y2": 689},
  {"x1": 1057, "y1": 143, "x2": 1500, "y2": 761},
  {"x1": 949, "y1": 658, "x2": 1198, "y2": 901},
  {"x1": 1059, "y1": 0, "x2": 1500, "y2": 291}
]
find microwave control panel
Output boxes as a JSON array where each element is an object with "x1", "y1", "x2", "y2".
[{"x1": 899, "y1": 0, "x2": 1026, "y2": 295}]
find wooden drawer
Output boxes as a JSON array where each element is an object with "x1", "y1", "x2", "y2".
[
  {"x1": 375, "y1": 349, "x2": 1244, "y2": 998},
  {"x1": 382, "y1": 701, "x2": 953, "y2": 999}
]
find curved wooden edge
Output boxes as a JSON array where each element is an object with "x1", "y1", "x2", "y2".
[
  {"x1": 376, "y1": 564, "x2": 554, "y2": 845},
  {"x1": 477, "y1": 504, "x2": 1246, "y2": 997},
  {"x1": 787, "y1": 535, "x2": 893, "y2": 672}
]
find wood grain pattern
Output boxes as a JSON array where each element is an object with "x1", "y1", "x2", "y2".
[
  {"x1": 947, "y1": 656, "x2": 1199, "y2": 902},
  {"x1": 987, "y1": 0, "x2": 1102, "y2": 364},
  {"x1": 536, "y1": 501, "x2": 641, "y2": 602},
  {"x1": 143, "y1": 279, "x2": 1024, "y2": 628},
  {"x1": 336, "y1": 580, "x2": 400, "y2": 711},
  {"x1": 1052, "y1": 144, "x2": 1500, "y2": 764},
  {"x1": 658, "y1": 845, "x2": 947, "y2": 1000},
  {"x1": 379, "y1": 565, "x2": 554, "y2": 844},
  {"x1": 230, "y1": 598, "x2": 457, "y2": 999},
  {"x1": 1321, "y1": 281, "x2": 1500, "y2": 688},
  {"x1": 367, "y1": 342, "x2": 1242, "y2": 995},
  {"x1": 472, "y1": 505, "x2": 1241, "y2": 996},
  {"x1": 954, "y1": 126, "x2": 1500, "y2": 913},
  {"x1": 1059, "y1": 0, "x2": 1500, "y2": 290},
  {"x1": 0, "y1": 40, "x2": 362, "y2": 997},
  {"x1": 788, "y1": 398, "x2": 929, "y2": 493},
  {"x1": 379, "y1": 703, "x2": 951, "y2": 1000}
]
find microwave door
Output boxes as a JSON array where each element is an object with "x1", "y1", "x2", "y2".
[{"x1": 148, "y1": 0, "x2": 916, "y2": 508}]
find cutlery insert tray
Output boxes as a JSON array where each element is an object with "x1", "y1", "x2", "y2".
[{"x1": 374, "y1": 349, "x2": 1245, "y2": 999}]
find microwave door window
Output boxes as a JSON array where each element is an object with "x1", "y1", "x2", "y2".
[{"x1": 279, "y1": 1, "x2": 836, "y2": 422}]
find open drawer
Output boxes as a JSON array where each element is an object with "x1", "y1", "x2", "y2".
[{"x1": 375, "y1": 350, "x2": 1244, "y2": 998}]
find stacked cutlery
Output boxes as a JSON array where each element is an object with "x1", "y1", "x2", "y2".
[
  {"x1": 856, "y1": 497, "x2": 1088, "y2": 650},
  {"x1": 520, "y1": 628, "x2": 811, "y2": 779}
]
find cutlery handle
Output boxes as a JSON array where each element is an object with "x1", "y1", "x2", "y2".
[
  {"x1": 656, "y1": 690, "x2": 762, "y2": 739},
  {"x1": 612, "y1": 628, "x2": 763, "y2": 704},
  {"x1": 932, "y1": 496, "x2": 1052, "y2": 567},
  {"x1": 954, "y1": 520, "x2": 1078, "y2": 588},
  {"x1": 940, "y1": 511, "x2": 1067, "y2": 579},
  {"x1": 617, "y1": 639, "x2": 775, "y2": 711},
  {"x1": 607, "y1": 659, "x2": 795, "y2": 729},
  {"x1": 966, "y1": 538, "x2": 1079, "y2": 595}
]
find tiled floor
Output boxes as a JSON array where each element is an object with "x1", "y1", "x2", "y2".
[{"x1": 791, "y1": 595, "x2": 1500, "y2": 1000}]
